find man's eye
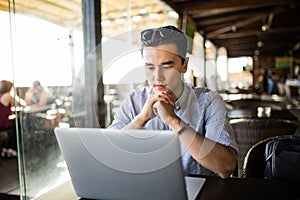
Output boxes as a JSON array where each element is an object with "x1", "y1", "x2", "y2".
[
  {"x1": 162, "y1": 65, "x2": 172, "y2": 69},
  {"x1": 145, "y1": 65, "x2": 155, "y2": 70}
]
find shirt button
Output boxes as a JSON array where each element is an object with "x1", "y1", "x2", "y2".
[{"x1": 175, "y1": 105, "x2": 180, "y2": 110}]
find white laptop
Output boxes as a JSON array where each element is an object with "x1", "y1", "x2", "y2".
[{"x1": 54, "y1": 127, "x2": 206, "y2": 200}]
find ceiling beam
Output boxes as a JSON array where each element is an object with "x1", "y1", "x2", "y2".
[
  {"x1": 267, "y1": 13, "x2": 274, "y2": 28},
  {"x1": 176, "y1": 0, "x2": 296, "y2": 17},
  {"x1": 208, "y1": 27, "x2": 300, "y2": 39},
  {"x1": 0, "y1": 5, "x2": 8, "y2": 11},
  {"x1": 194, "y1": 10, "x2": 268, "y2": 27},
  {"x1": 205, "y1": 6, "x2": 290, "y2": 37},
  {"x1": 206, "y1": 15, "x2": 265, "y2": 37}
]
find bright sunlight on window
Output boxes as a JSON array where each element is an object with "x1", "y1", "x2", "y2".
[{"x1": 0, "y1": 11, "x2": 84, "y2": 87}]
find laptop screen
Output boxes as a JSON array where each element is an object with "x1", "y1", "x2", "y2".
[{"x1": 55, "y1": 128, "x2": 188, "y2": 200}]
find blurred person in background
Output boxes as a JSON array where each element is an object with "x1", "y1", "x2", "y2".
[
  {"x1": 25, "y1": 80, "x2": 53, "y2": 107},
  {"x1": 0, "y1": 80, "x2": 26, "y2": 157}
]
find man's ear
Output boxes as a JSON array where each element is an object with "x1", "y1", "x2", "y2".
[
  {"x1": 181, "y1": 57, "x2": 189, "y2": 73},
  {"x1": 140, "y1": 48, "x2": 144, "y2": 57}
]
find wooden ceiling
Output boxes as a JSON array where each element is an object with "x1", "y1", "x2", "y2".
[
  {"x1": 0, "y1": 0, "x2": 171, "y2": 38},
  {"x1": 0, "y1": 0, "x2": 82, "y2": 29},
  {"x1": 1, "y1": 0, "x2": 299, "y2": 58},
  {"x1": 161, "y1": 0, "x2": 300, "y2": 58}
]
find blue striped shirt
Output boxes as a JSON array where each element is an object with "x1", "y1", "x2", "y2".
[{"x1": 109, "y1": 83, "x2": 237, "y2": 175}]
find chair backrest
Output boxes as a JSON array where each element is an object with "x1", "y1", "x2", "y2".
[
  {"x1": 242, "y1": 135, "x2": 291, "y2": 178},
  {"x1": 230, "y1": 118, "x2": 298, "y2": 177},
  {"x1": 0, "y1": 131, "x2": 8, "y2": 148},
  {"x1": 228, "y1": 99, "x2": 285, "y2": 111}
]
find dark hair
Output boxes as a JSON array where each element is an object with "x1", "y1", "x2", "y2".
[
  {"x1": 33, "y1": 80, "x2": 41, "y2": 86},
  {"x1": 33, "y1": 80, "x2": 44, "y2": 92},
  {"x1": 0, "y1": 80, "x2": 13, "y2": 94},
  {"x1": 140, "y1": 25, "x2": 187, "y2": 64}
]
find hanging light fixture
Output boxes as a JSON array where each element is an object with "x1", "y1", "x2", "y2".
[
  {"x1": 261, "y1": 24, "x2": 269, "y2": 31},
  {"x1": 139, "y1": 8, "x2": 147, "y2": 15},
  {"x1": 257, "y1": 41, "x2": 263, "y2": 48}
]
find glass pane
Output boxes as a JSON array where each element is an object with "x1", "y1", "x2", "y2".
[
  {"x1": 1, "y1": 0, "x2": 204, "y2": 199},
  {"x1": 0, "y1": 4, "x2": 20, "y2": 198},
  {"x1": 4, "y1": 0, "x2": 85, "y2": 199}
]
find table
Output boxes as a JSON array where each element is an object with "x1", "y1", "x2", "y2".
[
  {"x1": 36, "y1": 175, "x2": 300, "y2": 200},
  {"x1": 197, "y1": 175, "x2": 300, "y2": 200}
]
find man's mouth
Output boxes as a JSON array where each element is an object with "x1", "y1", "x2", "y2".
[{"x1": 153, "y1": 84, "x2": 165, "y2": 89}]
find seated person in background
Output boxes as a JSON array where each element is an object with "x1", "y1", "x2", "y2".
[
  {"x1": 109, "y1": 25, "x2": 238, "y2": 179},
  {"x1": 0, "y1": 80, "x2": 27, "y2": 157},
  {"x1": 25, "y1": 80, "x2": 53, "y2": 107}
]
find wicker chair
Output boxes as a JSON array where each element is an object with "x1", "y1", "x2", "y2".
[
  {"x1": 230, "y1": 118, "x2": 298, "y2": 177},
  {"x1": 242, "y1": 135, "x2": 292, "y2": 178},
  {"x1": 228, "y1": 99, "x2": 285, "y2": 111},
  {"x1": 0, "y1": 130, "x2": 8, "y2": 149}
]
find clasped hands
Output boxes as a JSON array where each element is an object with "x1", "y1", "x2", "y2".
[{"x1": 139, "y1": 89, "x2": 178, "y2": 125}]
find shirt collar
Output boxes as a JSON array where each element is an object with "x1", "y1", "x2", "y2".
[{"x1": 175, "y1": 82, "x2": 193, "y2": 111}]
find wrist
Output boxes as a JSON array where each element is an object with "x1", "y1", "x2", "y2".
[
  {"x1": 168, "y1": 117, "x2": 189, "y2": 135},
  {"x1": 176, "y1": 121, "x2": 189, "y2": 135},
  {"x1": 167, "y1": 117, "x2": 181, "y2": 132},
  {"x1": 133, "y1": 115, "x2": 147, "y2": 128}
]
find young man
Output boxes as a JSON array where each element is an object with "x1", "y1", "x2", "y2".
[{"x1": 109, "y1": 25, "x2": 237, "y2": 179}]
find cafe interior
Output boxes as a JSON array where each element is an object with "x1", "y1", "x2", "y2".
[{"x1": 0, "y1": 0, "x2": 300, "y2": 199}]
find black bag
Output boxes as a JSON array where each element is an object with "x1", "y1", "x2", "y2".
[{"x1": 264, "y1": 135, "x2": 300, "y2": 181}]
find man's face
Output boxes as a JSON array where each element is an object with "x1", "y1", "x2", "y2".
[{"x1": 142, "y1": 43, "x2": 187, "y2": 97}]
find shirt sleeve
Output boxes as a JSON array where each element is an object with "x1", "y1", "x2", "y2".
[
  {"x1": 108, "y1": 95, "x2": 134, "y2": 129},
  {"x1": 203, "y1": 91, "x2": 238, "y2": 152},
  {"x1": 107, "y1": 87, "x2": 148, "y2": 129}
]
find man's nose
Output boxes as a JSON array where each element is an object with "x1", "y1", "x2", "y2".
[{"x1": 154, "y1": 67, "x2": 164, "y2": 81}]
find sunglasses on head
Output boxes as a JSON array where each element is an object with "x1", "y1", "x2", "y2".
[{"x1": 141, "y1": 26, "x2": 181, "y2": 45}]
